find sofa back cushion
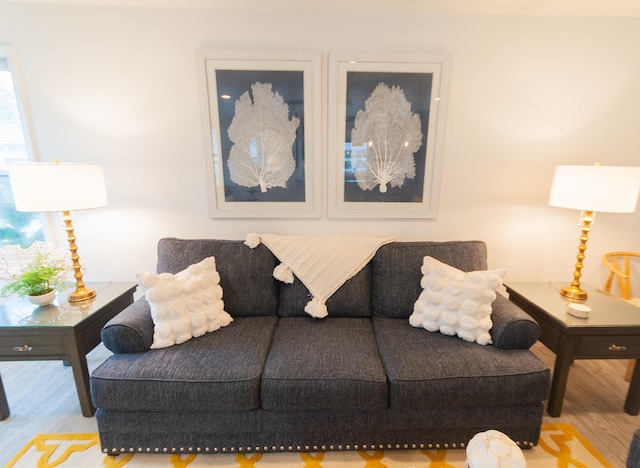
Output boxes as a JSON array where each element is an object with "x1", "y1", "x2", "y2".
[
  {"x1": 157, "y1": 238, "x2": 280, "y2": 317},
  {"x1": 278, "y1": 264, "x2": 372, "y2": 317},
  {"x1": 372, "y1": 241, "x2": 488, "y2": 319}
]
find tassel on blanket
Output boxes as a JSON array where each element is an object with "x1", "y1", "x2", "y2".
[
  {"x1": 304, "y1": 297, "x2": 328, "y2": 319},
  {"x1": 273, "y1": 263, "x2": 294, "y2": 284},
  {"x1": 244, "y1": 233, "x2": 262, "y2": 248}
]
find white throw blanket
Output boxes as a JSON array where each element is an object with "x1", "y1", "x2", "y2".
[{"x1": 245, "y1": 233, "x2": 395, "y2": 318}]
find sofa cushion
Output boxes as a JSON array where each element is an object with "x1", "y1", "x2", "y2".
[
  {"x1": 372, "y1": 317, "x2": 550, "y2": 410},
  {"x1": 409, "y1": 256, "x2": 505, "y2": 345},
  {"x1": 91, "y1": 316, "x2": 277, "y2": 411},
  {"x1": 372, "y1": 241, "x2": 488, "y2": 319},
  {"x1": 137, "y1": 256, "x2": 233, "y2": 349},
  {"x1": 278, "y1": 264, "x2": 372, "y2": 317},
  {"x1": 156, "y1": 238, "x2": 280, "y2": 317},
  {"x1": 261, "y1": 317, "x2": 388, "y2": 411}
]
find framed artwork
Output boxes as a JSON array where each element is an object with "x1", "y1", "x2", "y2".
[
  {"x1": 327, "y1": 52, "x2": 451, "y2": 219},
  {"x1": 196, "y1": 50, "x2": 321, "y2": 218}
]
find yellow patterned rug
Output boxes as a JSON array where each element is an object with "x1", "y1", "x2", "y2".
[{"x1": 6, "y1": 424, "x2": 612, "y2": 467}]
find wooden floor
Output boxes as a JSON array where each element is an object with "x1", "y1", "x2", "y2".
[{"x1": 0, "y1": 341, "x2": 638, "y2": 467}]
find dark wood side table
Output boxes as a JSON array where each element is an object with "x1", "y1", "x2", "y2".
[
  {"x1": 0, "y1": 282, "x2": 136, "y2": 419},
  {"x1": 0, "y1": 373, "x2": 8, "y2": 420},
  {"x1": 505, "y1": 282, "x2": 640, "y2": 417}
]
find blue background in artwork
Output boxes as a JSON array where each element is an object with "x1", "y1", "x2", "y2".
[
  {"x1": 215, "y1": 69, "x2": 305, "y2": 202},
  {"x1": 344, "y1": 71, "x2": 433, "y2": 203}
]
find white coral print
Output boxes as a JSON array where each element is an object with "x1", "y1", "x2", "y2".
[
  {"x1": 350, "y1": 83, "x2": 423, "y2": 193},
  {"x1": 227, "y1": 82, "x2": 299, "y2": 193}
]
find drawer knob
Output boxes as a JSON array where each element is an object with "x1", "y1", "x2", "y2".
[
  {"x1": 609, "y1": 344, "x2": 627, "y2": 351},
  {"x1": 13, "y1": 345, "x2": 32, "y2": 352}
]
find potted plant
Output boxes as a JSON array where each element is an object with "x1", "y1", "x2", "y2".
[{"x1": 0, "y1": 242, "x2": 72, "y2": 305}]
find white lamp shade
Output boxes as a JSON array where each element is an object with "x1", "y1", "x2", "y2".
[
  {"x1": 8, "y1": 162, "x2": 107, "y2": 212},
  {"x1": 549, "y1": 165, "x2": 640, "y2": 213}
]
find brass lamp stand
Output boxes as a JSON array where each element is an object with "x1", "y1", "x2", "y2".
[
  {"x1": 62, "y1": 210, "x2": 96, "y2": 302},
  {"x1": 559, "y1": 210, "x2": 593, "y2": 301}
]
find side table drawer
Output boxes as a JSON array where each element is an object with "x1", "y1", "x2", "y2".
[
  {"x1": 577, "y1": 335, "x2": 640, "y2": 358},
  {"x1": 0, "y1": 335, "x2": 65, "y2": 358}
]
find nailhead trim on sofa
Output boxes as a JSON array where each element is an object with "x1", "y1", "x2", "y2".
[{"x1": 103, "y1": 439, "x2": 536, "y2": 454}]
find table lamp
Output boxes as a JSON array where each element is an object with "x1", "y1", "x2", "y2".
[
  {"x1": 549, "y1": 164, "x2": 640, "y2": 300},
  {"x1": 7, "y1": 161, "x2": 107, "y2": 302}
]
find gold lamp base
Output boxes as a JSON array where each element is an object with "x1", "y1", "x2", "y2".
[
  {"x1": 62, "y1": 210, "x2": 97, "y2": 303},
  {"x1": 560, "y1": 210, "x2": 594, "y2": 302},
  {"x1": 560, "y1": 284, "x2": 588, "y2": 301},
  {"x1": 68, "y1": 286, "x2": 96, "y2": 302}
]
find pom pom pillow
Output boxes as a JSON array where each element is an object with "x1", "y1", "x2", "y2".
[
  {"x1": 409, "y1": 256, "x2": 505, "y2": 345},
  {"x1": 136, "y1": 256, "x2": 232, "y2": 349}
]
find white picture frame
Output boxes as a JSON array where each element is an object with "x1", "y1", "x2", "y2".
[
  {"x1": 196, "y1": 50, "x2": 322, "y2": 218},
  {"x1": 327, "y1": 52, "x2": 450, "y2": 219}
]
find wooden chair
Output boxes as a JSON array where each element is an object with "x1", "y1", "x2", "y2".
[
  {"x1": 603, "y1": 252, "x2": 640, "y2": 306},
  {"x1": 603, "y1": 251, "x2": 640, "y2": 381}
]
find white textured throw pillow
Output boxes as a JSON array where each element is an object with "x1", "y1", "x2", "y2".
[
  {"x1": 136, "y1": 256, "x2": 233, "y2": 349},
  {"x1": 409, "y1": 256, "x2": 505, "y2": 345}
]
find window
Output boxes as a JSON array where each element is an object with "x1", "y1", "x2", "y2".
[{"x1": 0, "y1": 47, "x2": 45, "y2": 248}]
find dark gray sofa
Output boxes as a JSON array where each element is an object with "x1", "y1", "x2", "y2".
[{"x1": 90, "y1": 237, "x2": 550, "y2": 455}]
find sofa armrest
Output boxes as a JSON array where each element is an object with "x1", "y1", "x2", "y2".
[
  {"x1": 490, "y1": 293, "x2": 540, "y2": 349},
  {"x1": 101, "y1": 297, "x2": 154, "y2": 354}
]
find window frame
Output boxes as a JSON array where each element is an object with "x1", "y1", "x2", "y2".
[{"x1": 0, "y1": 45, "x2": 53, "y2": 244}]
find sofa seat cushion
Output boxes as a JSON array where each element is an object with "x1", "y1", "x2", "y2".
[
  {"x1": 91, "y1": 316, "x2": 277, "y2": 411},
  {"x1": 372, "y1": 317, "x2": 550, "y2": 410},
  {"x1": 261, "y1": 317, "x2": 388, "y2": 411}
]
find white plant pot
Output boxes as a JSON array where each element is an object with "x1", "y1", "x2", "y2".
[{"x1": 27, "y1": 290, "x2": 56, "y2": 306}]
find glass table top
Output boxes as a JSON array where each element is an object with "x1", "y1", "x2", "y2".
[
  {"x1": 505, "y1": 281, "x2": 640, "y2": 329},
  {"x1": 0, "y1": 282, "x2": 136, "y2": 328}
]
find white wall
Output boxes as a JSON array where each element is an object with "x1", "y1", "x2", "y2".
[{"x1": 1, "y1": 2, "x2": 639, "y2": 296}]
